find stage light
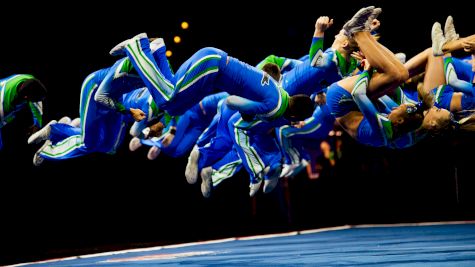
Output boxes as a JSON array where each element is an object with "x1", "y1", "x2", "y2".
[
  {"x1": 181, "y1": 21, "x2": 189, "y2": 29},
  {"x1": 166, "y1": 50, "x2": 172, "y2": 57},
  {"x1": 174, "y1": 36, "x2": 181, "y2": 44}
]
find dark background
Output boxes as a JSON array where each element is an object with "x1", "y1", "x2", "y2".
[{"x1": 1, "y1": 1, "x2": 475, "y2": 265}]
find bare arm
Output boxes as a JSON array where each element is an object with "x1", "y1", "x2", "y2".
[
  {"x1": 310, "y1": 16, "x2": 333, "y2": 66},
  {"x1": 443, "y1": 34, "x2": 475, "y2": 54}
]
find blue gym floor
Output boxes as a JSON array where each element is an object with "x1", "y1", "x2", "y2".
[{"x1": 10, "y1": 221, "x2": 475, "y2": 266}]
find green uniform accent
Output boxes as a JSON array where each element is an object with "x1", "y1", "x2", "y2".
[
  {"x1": 256, "y1": 55, "x2": 287, "y2": 70},
  {"x1": 334, "y1": 50, "x2": 358, "y2": 77},
  {"x1": 0, "y1": 74, "x2": 43, "y2": 128},
  {"x1": 309, "y1": 37, "x2": 324, "y2": 63},
  {"x1": 269, "y1": 88, "x2": 289, "y2": 120}
]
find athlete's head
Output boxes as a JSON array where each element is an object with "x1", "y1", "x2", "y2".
[
  {"x1": 284, "y1": 94, "x2": 315, "y2": 122},
  {"x1": 388, "y1": 103, "x2": 426, "y2": 135},
  {"x1": 17, "y1": 78, "x2": 47, "y2": 102},
  {"x1": 417, "y1": 84, "x2": 452, "y2": 134},
  {"x1": 261, "y1": 62, "x2": 281, "y2": 82},
  {"x1": 388, "y1": 86, "x2": 447, "y2": 136},
  {"x1": 421, "y1": 106, "x2": 452, "y2": 133},
  {"x1": 332, "y1": 29, "x2": 358, "y2": 53}
]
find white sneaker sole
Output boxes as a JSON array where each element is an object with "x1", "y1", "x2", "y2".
[
  {"x1": 200, "y1": 167, "x2": 213, "y2": 198},
  {"x1": 185, "y1": 147, "x2": 200, "y2": 184},
  {"x1": 110, "y1": 33, "x2": 148, "y2": 56},
  {"x1": 129, "y1": 137, "x2": 142, "y2": 151},
  {"x1": 249, "y1": 180, "x2": 262, "y2": 197},
  {"x1": 28, "y1": 120, "x2": 57, "y2": 144},
  {"x1": 147, "y1": 146, "x2": 160, "y2": 160}
]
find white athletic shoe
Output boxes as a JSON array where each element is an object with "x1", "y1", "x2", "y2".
[
  {"x1": 249, "y1": 180, "x2": 263, "y2": 197},
  {"x1": 129, "y1": 137, "x2": 142, "y2": 151},
  {"x1": 281, "y1": 159, "x2": 310, "y2": 178},
  {"x1": 288, "y1": 159, "x2": 309, "y2": 178},
  {"x1": 110, "y1": 33, "x2": 148, "y2": 56},
  {"x1": 70, "y1": 117, "x2": 81, "y2": 127},
  {"x1": 150, "y1": 38, "x2": 165, "y2": 53},
  {"x1": 185, "y1": 145, "x2": 200, "y2": 184},
  {"x1": 343, "y1": 6, "x2": 375, "y2": 37},
  {"x1": 395, "y1": 53, "x2": 407, "y2": 64},
  {"x1": 200, "y1": 166, "x2": 213, "y2": 198},
  {"x1": 432, "y1": 22, "x2": 447, "y2": 56},
  {"x1": 147, "y1": 146, "x2": 160, "y2": 160},
  {"x1": 33, "y1": 140, "x2": 51, "y2": 166},
  {"x1": 280, "y1": 164, "x2": 293, "y2": 178},
  {"x1": 263, "y1": 178, "x2": 279, "y2": 194},
  {"x1": 109, "y1": 39, "x2": 130, "y2": 56},
  {"x1": 58, "y1": 116, "x2": 71, "y2": 125},
  {"x1": 263, "y1": 164, "x2": 282, "y2": 194},
  {"x1": 444, "y1": 15, "x2": 459, "y2": 42},
  {"x1": 28, "y1": 120, "x2": 57, "y2": 144},
  {"x1": 33, "y1": 154, "x2": 44, "y2": 166}
]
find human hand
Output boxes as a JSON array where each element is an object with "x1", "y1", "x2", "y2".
[
  {"x1": 462, "y1": 40, "x2": 475, "y2": 53},
  {"x1": 130, "y1": 108, "x2": 146, "y2": 121},
  {"x1": 148, "y1": 121, "x2": 165, "y2": 137},
  {"x1": 362, "y1": 59, "x2": 371, "y2": 71},
  {"x1": 315, "y1": 16, "x2": 334, "y2": 32},
  {"x1": 351, "y1": 51, "x2": 365, "y2": 62},
  {"x1": 292, "y1": 121, "x2": 306, "y2": 129},
  {"x1": 369, "y1": 19, "x2": 380, "y2": 32}
]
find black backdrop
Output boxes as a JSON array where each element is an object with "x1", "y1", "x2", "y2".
[{"x1": 1, "y1": 1, "x2": 475, "y2": 265}]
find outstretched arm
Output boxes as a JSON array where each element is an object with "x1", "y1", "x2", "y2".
[
  {"x1": 94, "y1": 58, "x2": 142, "y2": 113},
  {"x1": 94, "y1": 66, "x2": 127, "y2": 112},
  {"x1": 351, "y1": 67, "x2": 385, "y2": 135},
  {"x1": 225, "y1": 95, "x2": 266, "y2": 119},
  {"x1": 351, "y1": 62, "x2": 387, "y2": 139},
  {"x1": 443, "y1": 34, "x2": 475, "y2": 54},
  {"x1": 310, "y1": 16, "x2": 333, "y2": 67},
  {"x1": 377, "y1": 95, "x2": 398, "y2": 113}
]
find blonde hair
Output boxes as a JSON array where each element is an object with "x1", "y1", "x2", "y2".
[{"x1": 347, "y1": 37, "x2": 359, "y2": 51}]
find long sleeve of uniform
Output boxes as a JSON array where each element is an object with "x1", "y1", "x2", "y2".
[
  {"x1": 28, "y1": 101, "x2": 43, "y2": 128},
  {"x1": 445, "y1": 57, "x2": 474, "y2": 95},
  {"x1": 196, "y1": 113, "x2": 219, "y2": 147},
  {"x1": 0, "y1": 74, "x2": 38, "y2": 126},
  {"x1": 129, "y1": 119, "x2": 148, "y2": 138},
  {"x1": 225, "y1": 95, "x2": 264, "y2": 117},
  {"x1": 256, "y1": 55, "x2": 288, "y2": 70},
  {"x1": 0, "y1": 74, "x2": 44, "y2": 149},
  {"x1": 309, "y1": 37, "x2": 324, "y2": 67},
  {"x1": 256, "y1": 55, "x2": 302, "y2": 73},
  {"x1": 352, "y1": 71, "x2": 391, "y2": 145},
  {"x1": 276, "y1": 105, "x2": 334, "y2": 165},
  {"x1": 377, "y1": 95, "x2": 398, "y2": 113},
  {"x1": 95, "y1": 58, "x2": 143, "y2": 112}
]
